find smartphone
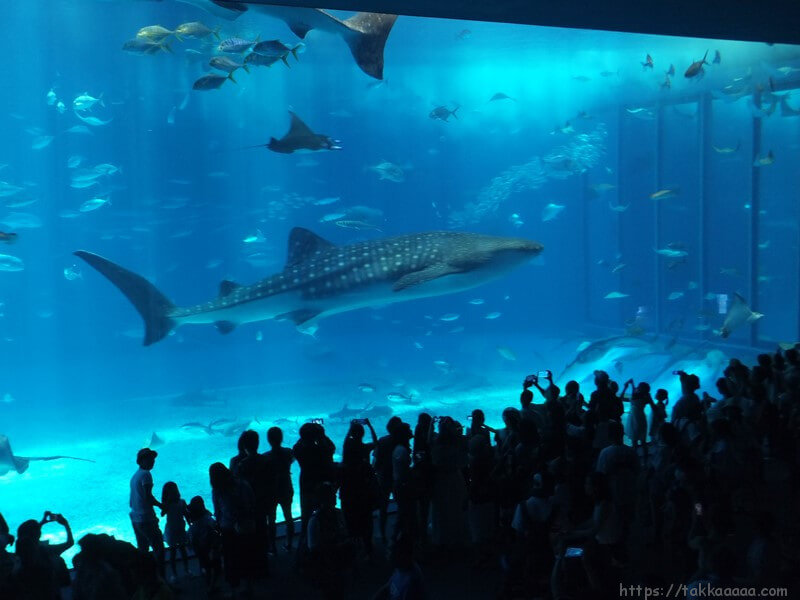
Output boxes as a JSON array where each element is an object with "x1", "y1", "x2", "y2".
[
  {"x1": 523, "y1": 374, "x2": 537, "y2": 387},
  {"x1": 309, "y1": 418, "x2": 324, "y2": 425},
  {"x1": 466, "y1": 415, "x2": 473, "y2": 421},
  {"x1": 672, "y1": 370, "x2": 683, "y2": 376},
  {"x1": 538, "y1": 370, "x2": 551, "y2": 380},
  {"x1": 351, "y1": 418, "x2": 368, "y2": 425},
  {"x1": 565, "y1": 547, "x2": 584, "y2": 558},
  {"x1": 694, "y1": 503, "x2": 703, "y2": 516}
]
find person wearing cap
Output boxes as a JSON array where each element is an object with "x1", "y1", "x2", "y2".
[{"x1": 130, "y1": 448, "x2": 165, "y2": 574}]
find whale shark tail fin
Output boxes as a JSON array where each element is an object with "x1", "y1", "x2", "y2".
[{"x1": 74, "y1": 250, "x2": 176, "y2": 346}]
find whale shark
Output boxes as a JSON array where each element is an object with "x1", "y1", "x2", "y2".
[
  {"x1": 176, "y1": 1, "x2": 397, "y2": 79},
  {"x1": 0, "y1": 434, "x2": 96, "y2": 476},
  {"x1": 75, "y1": 228, "x2": 542, "y2": 346}
]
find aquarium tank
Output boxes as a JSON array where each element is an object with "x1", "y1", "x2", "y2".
[{"x1": 1, "y1": 0, "x2": 799, "y2": 565}]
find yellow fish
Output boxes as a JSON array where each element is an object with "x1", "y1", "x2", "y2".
[
  {"x1": 175, "y1": 21, "x2": 219, "y2": 40},
  {"x1": 136, "y1": 25, "x2": 176, "y2": 42}
]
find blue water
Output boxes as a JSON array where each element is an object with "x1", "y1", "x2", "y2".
[{"x1": 1, "y1": 0, "x2": 799, "y2": 564}]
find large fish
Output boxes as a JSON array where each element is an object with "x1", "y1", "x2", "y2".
[
  {"x1": 75, "y1": 228, "x2": 542, "y2": 345},
  {"x1": 0, "y1": 434, "x2": 95, "y2": 476},
  {"x1": 176, "y1": 0, "x2": 396, "y2": 79},
  {"x1": 558, "y1": 335, "x2": 662, "y2": 384},
  {"x1": 684, "y1": 50, "x2": 709, "y2": 78}
]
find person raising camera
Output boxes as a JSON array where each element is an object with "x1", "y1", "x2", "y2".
[{"x1": 10, "y1": 511, "x2": 73, "y2": 599}]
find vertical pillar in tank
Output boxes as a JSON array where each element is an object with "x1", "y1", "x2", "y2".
[
  {"x1": 581, "y1": 170, "x2": 591, "y2": 325},
  {"x1": 653, "y1": 101, "x2": 664, "y2": 335},
  {"x1": 749, "y1": 89, "x2": 762, "y2": 347},
  {"x1": 698, "y1": 92, "x2": 712, "y2": 340}
]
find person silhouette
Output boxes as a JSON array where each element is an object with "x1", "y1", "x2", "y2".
[{"x1": 129, "y1": 448, "x2": 165, "y2": 576}]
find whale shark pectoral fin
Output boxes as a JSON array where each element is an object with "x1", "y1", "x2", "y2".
[
  {"x1": 276, "y1": 308, "x2": 321, "y2": 325},
  {"x1": 219, "y1": 280, "x2": 241, "y2": 297},
  {"x1": 215, "y1": 321, "x2": 237, "y2": 334},
  {"x1": 392, "y1": 263, "x2": 461, "y2": 292}
]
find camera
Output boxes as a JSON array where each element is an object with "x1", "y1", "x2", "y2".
[{"x1": 523, "y1": 374, "x2": 537, "y2": 387}]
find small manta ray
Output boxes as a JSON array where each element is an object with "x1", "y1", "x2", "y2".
[
  {"x1": 712, "y1": 141, "x2": 741, "y2": 154},
  {"x1": 641, "y1": 53, "x2": 654, "y2": 69},
  {"x1": 181, "y1": 421, "x2": 221, "y2": 435},
  {"x1": 147, "y1": 432, "x2": 165, "y2": 449},
  {"x1": 259, "y1": 112, "x2": 341, "y2": 154},
  {"x1": 684, "y1": 51, "x2": 709, "y2": 79},
  {"x1": 0, "y1": 434, "x2": 96, "y2": 476},
  {"x1": 329, "y1": 403, "x2": 371, "y2": 420},
  {"x1": 550, "y1": 121, "x2": 574, "y2": 135},
  {"x1": 666, "y1": 64, "x2": 675, "y2": 77},
  {"x1": 753, "y1": 150, "x2": 775, "y2": 167},
  {"x1": 713, "y1": 50, "x2": 721, "y2": 65},
  {"x1": 719, "y1": 293, "x2": 763, "y2": 338},
  {"x1": 488, "y1": 92, "x2": 515, "y2": 103}
]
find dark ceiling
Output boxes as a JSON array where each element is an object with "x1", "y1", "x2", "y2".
[{"x1": 240, "y1": 0, "x2": 800, "y2": 45}]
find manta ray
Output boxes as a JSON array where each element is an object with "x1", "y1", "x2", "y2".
[
  {"x1": 75, "y1": 227, "x2": 542, "y2": 346},
  {"x1": 177, "y1": 0, "x2": 397, "y2": 79},
  {"x1": 264, "y1": 112, "x2": 341, "y2": 154},
  {"x1": 0, "y1": 434, "x2": 96, "y2": 476},
  {"x1": 720, "y1": 293, "x2": 764, "y2": 338}
]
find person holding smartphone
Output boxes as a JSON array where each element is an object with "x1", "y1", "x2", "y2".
[
  {"x1": 341, "y1": 418, "x2": 379, "y2": 556},
  {"x1": 10, "y1": 511, "x2": 74, "y2": 599}
]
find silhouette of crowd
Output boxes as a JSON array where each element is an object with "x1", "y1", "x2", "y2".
[{"x1": 2, "y1": 348, "x2": 800, "y2": 599}]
